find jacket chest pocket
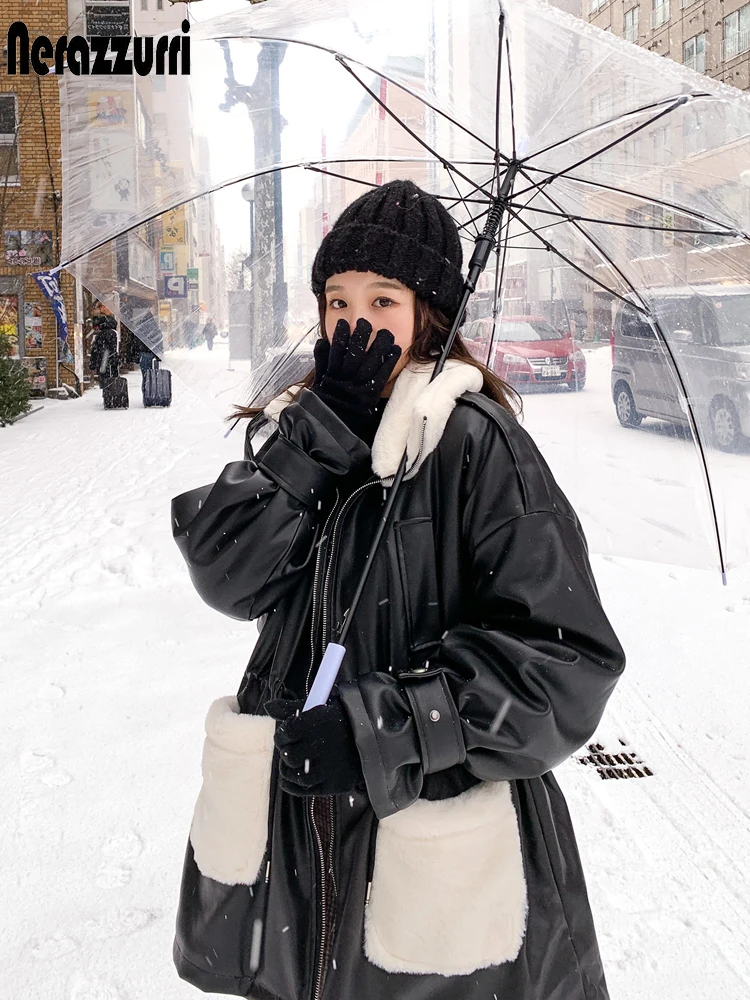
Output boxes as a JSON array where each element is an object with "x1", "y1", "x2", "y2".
[{"x1": 394, "y1": 517, "x2": 442, "y2": 653}]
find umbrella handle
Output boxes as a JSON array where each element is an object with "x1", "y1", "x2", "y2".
[{"x1": 303, "y1": 643, "x2": 346, "y2": 711}]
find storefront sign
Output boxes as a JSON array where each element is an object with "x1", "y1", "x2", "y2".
[
  {"x1": 21, "y1": 356, "x2": 47, "y2": 395},
  {"x1": 187, "y1": 267, "x2": 199, "y2": 290},
  {"x1": 164, "y1": 275, "x2": 187, "y2": 298},
  {"x1": 160, "y1": 248, "x2": 175, "y2": 273},
  {"x1": 0, "y1": 293, "x2": 19, "y2": 357},
  {"x1": 163, "y1": 205, "x2": 186, "y2": 245},
  {"x1": 128, "y1": 238, "x2": 157, "y2": 290},
  {"x1": 24, "y1": 302, "x2": 43, "y2": 350},
  {"x1": 4, "y1": 230, "x2": 53, "y2": 267}
]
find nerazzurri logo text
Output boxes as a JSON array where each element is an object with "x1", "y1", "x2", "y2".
[{"x1": 6, "y1": 19, "x2": 191, "y2": 76}]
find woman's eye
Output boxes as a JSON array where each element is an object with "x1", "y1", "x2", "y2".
[
  {"x1": 375, "y1": 297, "x2": 394, "y2": 307},
  {"x1": 328, "y1": 299, "x2": 346, "y2": 310}
]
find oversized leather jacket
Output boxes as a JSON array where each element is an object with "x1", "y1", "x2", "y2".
[{"x1": 171, "y1": 361, "x2": 625, "y2": 1000}]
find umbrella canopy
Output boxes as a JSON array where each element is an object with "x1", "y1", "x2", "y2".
[{"x1": 58, "y1": 0, "x2": 750, "y2": 575}]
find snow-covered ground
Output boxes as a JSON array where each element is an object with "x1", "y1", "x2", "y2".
[{"x1": 2, "y1": 344, "x2": 750, "y2": 1000}]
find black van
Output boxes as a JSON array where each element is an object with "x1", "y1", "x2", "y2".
[{"x1": 611, "y1": 284, "x2": 750, "y2": 451}]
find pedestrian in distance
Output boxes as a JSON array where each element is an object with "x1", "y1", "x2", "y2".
[
  {"x1": 170, "y1": 179, "x2": 626, "y2": 1000},
  {"x1": 203, "y1": 316, "x2": 217, "y2": 352}
]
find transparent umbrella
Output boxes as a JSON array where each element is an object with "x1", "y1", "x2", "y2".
[{"x1": 58, "y1": 0, "x2": 750, "y2": 578}]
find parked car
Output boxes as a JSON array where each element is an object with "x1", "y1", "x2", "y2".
[
  {"x1": 463, "y1": 315, "x2": 586, "y2": 390},
  {"x1": 611, "y1": 284, "x2": 750, "y2": 452}
]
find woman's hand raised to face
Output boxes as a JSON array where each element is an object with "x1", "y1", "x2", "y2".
[{"x1": 311, "y1": 317, "x2": 402, "y2": 440}]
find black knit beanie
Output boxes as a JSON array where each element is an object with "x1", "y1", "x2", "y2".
[{"x1": 311, "y1": 180, "x2": 464, "y2": 318}]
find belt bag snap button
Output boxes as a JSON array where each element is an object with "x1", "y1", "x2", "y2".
[{"x1": 429, "y1": 710, "x2": 441, "y2": 722}]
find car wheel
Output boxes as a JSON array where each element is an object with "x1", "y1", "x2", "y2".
[
  {"x1": 614, "y1": 382, "x2": 642, "y2": 428},
  {"x1": 569, "y1": 375, "x2": 586, "y2": 392},
  {"x1": 710, "y1": 397, "x2": 743, "y2": 452}
]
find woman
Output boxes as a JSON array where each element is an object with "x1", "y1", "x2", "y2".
[{"x1": 171, "y1": 180, "x2": 625, "y2": 1000}]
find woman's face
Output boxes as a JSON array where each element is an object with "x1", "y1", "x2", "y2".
[{"x1": 324, "y1": 271, "x2": 416, "y2": 386}]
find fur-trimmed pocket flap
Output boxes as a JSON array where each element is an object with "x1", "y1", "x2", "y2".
[
  {"x1": 365, "y1": 781, "x2": 527, "y2": 976},
  {"x1": 189, "y1": 696, "x2": 276, "y2": 886}
]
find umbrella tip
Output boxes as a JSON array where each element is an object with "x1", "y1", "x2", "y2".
[{"x1": 722, "y1": 570, "x2": 728, "y2": 587}]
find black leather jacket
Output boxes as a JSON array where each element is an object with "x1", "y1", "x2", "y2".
[{"x1": 171, "y1": 386, "x2": 625, "y2": 1000}]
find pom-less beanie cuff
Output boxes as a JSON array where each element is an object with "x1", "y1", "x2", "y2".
[
  {"x1": 311, "y1": 180, "x2": 464, "y2": 318},
  {"x1": 311, "y1": 222, "x2": 464, "y2": 318}
]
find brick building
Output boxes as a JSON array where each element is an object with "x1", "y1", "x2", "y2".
[
  {"x1": 0, "y1": 0, "x2": 79, "y2": 397},
  {"x1": 585, "y1": 0, "x2": 750, "y2": 91}
]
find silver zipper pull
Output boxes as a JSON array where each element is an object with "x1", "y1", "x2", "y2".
[
  {"x1": 365, "y1": 881, "x2": 372, "y2": 905},
  {"x1": 265, "y1": 861, "x2": 271, "y2": 884}
]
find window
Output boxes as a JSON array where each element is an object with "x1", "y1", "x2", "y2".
[
  {"x1": 683, "y1": 111, "x2": 707, "y2": 156},
  {"x1": 683, "y1": 32, "x2": 706, "y2": 72},
  {"x1": 624, "y1": 6, "x2": 639, "y2": 42},
  {"x1": 652, "y1": 126, "x2": 669, "y2": 165},
  {"x1": 157, "y1": 0, "x2": 164, "y2": 8},
  {"x1": 652, "y1": 0, "x2": 669, "y2": 29},
  {"x1": 85, "y1": 2, "x2": 130, "y2": 37},
  {"x1": 589, "y1": 0, "x2": 608, "y2": 13},
  {"x1": 0, "y1": 94, "x2": 20, "y2": 185},
  {"x1": 141, "y1": 0, "x2": 148, "y2": 9},
  {"x1": 723, "y1": 3, "x2": 750, "y2": 60}
]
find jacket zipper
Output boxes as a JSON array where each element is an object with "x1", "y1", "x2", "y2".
[
  {"x1": 307, "y1": 477, "x2": 381, "y2": 1000},
  {"x1": 310, "y1": 797, "x2": 329, "y2": 1000}
]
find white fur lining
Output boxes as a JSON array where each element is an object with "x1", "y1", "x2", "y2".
[
  {"x1": 189, "y1": 696, "x2": 276, "y2": 886},
  {"x1": 370, "y1": 361, "x2": 482, "y2": 479},
  {"x1": 264, "y1": 360, "x2": 482, "y2": 479},
  {"x1": 365, "y1": 781, "x2": 527, "y2": 976}
]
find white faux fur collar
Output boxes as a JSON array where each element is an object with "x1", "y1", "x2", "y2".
[{"x1": 264, "y1": 361, "x2": 482, "y2": 480}]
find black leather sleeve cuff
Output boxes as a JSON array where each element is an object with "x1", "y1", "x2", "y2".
[
  {"x1": 401, "y1": 669, "x2": 466, "y2": 775},
  {"x1": 258, "y1": 435, "x2": 332, "y2": 507}
]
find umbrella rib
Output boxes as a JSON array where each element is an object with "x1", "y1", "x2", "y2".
[
  {"x1": 494, "y1": 13, "x2": 505, "y2": 167},
  {"x1": 516, "y1": 165, "x2": 647, "y2": 306},
  {"x1": 526, "y1": 92, "x2": 709, "y2": 162},
  {"x1": 515, "y1": 96, "x2": 690, "y2": 196},
  {"x1": 520, "y1": 167, "x2": 750, "y2": 239},
  {"x1": 484, "y1": 220, "x2": 512, "y2": 367},
  {"x1": 503, "y1": 203, "x2": 643, "y2": 312},
  {"x1": 505, "y1": 30, "x2": 518, "y2": 160},
  {"x1": 334, "y1": 56, "x2": 498, "y2": 201},
  {"x1": 521, "y1": 205, "x2": 741, "y2": 237},
  {"x1": 211, "y1": 32, "x2": 499, "y2": 154},
  {"x1": 512, "y1": 174, "x2": 729, "y2": 581}
]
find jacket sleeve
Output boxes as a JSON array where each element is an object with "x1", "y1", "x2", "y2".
[
  {"x1": 340, "y1": 419, "x2": 626, "y2": 819},
  {"x1": 171, "y1": 389, "x2": 370, "y2": 621}
]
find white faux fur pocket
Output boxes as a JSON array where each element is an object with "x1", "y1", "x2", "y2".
[
  {"x1": 365, "y1": 781, "x2": 527, "y2": 976},
  {"x1": 189, "y1": 696, "x2": 276, "y2": 886}
]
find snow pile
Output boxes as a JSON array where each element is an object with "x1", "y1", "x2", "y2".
[{"x1": 1, "y1": 354, "x2": 749, "y2": 999}]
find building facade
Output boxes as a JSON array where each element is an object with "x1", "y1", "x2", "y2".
[
  {"x1": 585, "y1": 0, "x2": 750, "y2": 91},
  {"x1": 1, "y1": 0, "x2": 79, "y2": 397}
]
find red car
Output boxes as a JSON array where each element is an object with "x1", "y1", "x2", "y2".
[{"x1": 463, "y1": 315, "x2": 586, "y2": 391}]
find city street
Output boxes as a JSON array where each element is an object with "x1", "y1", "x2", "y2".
[{"x1": 2, "y1": 348, "x2": 750, "y2": 1000}]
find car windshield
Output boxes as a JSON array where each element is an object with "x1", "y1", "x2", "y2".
[
  {"x1": 497, "y1": 320, "x2": 564, "y2": 342},
  {"x1": 708, "y1": 295, "x2": 750, "y2": 347}
]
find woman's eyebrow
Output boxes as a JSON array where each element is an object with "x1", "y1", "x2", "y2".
[
  {"x1": 325, "y1": 284, "x2": 344, "y2": 293},
  {"x1": 369, "y1": 280, "x2": 404, "y2": 290}
]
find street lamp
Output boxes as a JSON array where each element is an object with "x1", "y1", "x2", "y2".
[{"x1": 242, "y1": 180, "x2": 255, "y2": 276}]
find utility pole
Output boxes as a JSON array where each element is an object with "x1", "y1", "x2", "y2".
[{"x1": 219, "y1": 40, "x2": 287, "y2": 368}]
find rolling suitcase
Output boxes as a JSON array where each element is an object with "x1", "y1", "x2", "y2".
[
  {"x1": 102, "y1": 376, "x2": 129, "y2": 410},
  {"x1": 143, "y1": 361, "x2": 172, "y2": 408}
]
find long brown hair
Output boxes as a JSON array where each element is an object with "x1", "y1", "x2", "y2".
[{"x1": 229, "y1": 294, "x2": 521, "y2": 421}]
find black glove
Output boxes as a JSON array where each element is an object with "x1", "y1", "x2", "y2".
[
  {"x1": 311, "y1": 317, "x2": 401, "y2": 441},
  {"x1": 266, "y1": 695, "x2": 365, "y2": 797}
]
